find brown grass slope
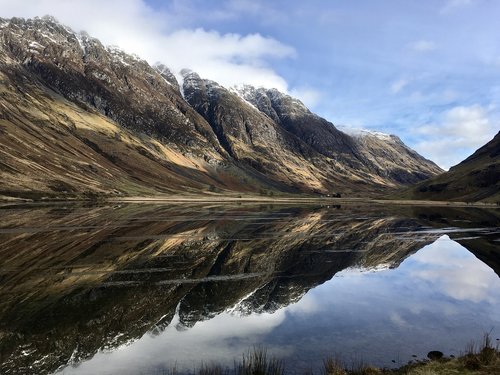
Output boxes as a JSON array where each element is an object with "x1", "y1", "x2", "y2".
[
  {"x1": 0, "y1": 70, "x2": 263, "y2": 198},
  {"x1": 401, "y1": 131, "x2": 500, "y2": 203}
]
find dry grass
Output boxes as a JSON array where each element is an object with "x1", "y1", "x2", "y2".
[
  {"x1": 401, "y1": 333, "x2": 500, "y2": 375},
  {"x1": 236, "y1": 347, "x2": 285, "y2": 375},
  {"x1": 145, "y1": 335, "x2": 499, "y2": 375}
]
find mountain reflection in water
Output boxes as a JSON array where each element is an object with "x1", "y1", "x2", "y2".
[{"x1": 0, "y1": 203, "x2": 498, "y2": 375}]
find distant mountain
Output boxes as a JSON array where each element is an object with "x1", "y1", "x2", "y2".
[
  {"x1": 342, "y1": 128, "x2": 442, "y2": 184},
  {"x1": 0, "y1": 16, "x2": 442, "y2": 199},
  {"x1": 402, "y1": 131, "x2": 500, "y2": 203}
]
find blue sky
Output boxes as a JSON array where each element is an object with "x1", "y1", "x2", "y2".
[{"x1": 1, "y1": 0, "x2": 499, "y2": 168}]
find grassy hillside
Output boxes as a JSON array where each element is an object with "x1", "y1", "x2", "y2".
[{"x1": 400, "y1": 132, "x2": 500, "y2": 203}]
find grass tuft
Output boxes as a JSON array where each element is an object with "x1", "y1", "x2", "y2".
[
  {"x1": 198, "y1": 363, "x2": 228, "y2": 375},
  {"x1": 236, "y1": 347, "x2": 284, "y2": 375},
  {"x1": 323, "y1": 356, "x2": 346, "y2": 375}
]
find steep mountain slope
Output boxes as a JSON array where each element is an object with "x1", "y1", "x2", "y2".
[
  {"x1": 183, "y1": 76, "x2": 443, "y2": 193},
  {"x1": 0, "y1": 17, "x2": 289, "y2": 198},
  {"x1": 232, "y1": 85, "x2": 361, "y2": 165},
  {"x1": 402, "y1": 131, "x2": 500, "y2": 202},
  {"x1": 0, "y1": 16, "x2": 442, "y2": 198},
  {"x1": 233, "y1": 86, "x2": 443, "y2": 184},
  {"x1": 345, "y1": 129, "x2": 443, "y2": 184},
  {"x1": 182, "y1": 71, "x2": 374, "y2": 194}
]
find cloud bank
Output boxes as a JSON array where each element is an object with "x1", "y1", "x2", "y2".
[
  {"x1": 0, "y1": 0, "x2": 295, "y2": 92},
  {"x1": 413, "y1": 104, "x2": 499, "y2": 169}
]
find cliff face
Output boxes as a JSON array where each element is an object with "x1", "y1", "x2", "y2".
[
  {"x1": 0, "y1": 16, "x2": 442, "y2": 198},
  {"x1": 402, "y1": 132, "x2": 500, "y2": 202}
]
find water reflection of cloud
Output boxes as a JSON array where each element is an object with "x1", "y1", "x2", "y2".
[
  {"x1": 58, "y1": 309, "x2": 292, "y2": 375},
  {"x1": 56, "y1": 236, "x2": 500, "y2": 374},
  {"x1": 285, "y1": 292, "x2": 321, "y2": 314},
  {"x1": 389, "y1": 312, "x2": 408, "y2": 328},
  {"x1": 409, "y1": 235, "x2": 499, "y2": 303},
  {"x1": 268, "y1": 235, "x2": 500, "y2": 364}
]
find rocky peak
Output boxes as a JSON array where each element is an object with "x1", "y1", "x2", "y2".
[
  {"x1": 232, "y1": 84, "x2": 281, "y2": 123},
  {"x1": 182, "y1": 69, "x2": 222, "y2": 93},
  {"x1": 344, "y1": 128, "x2": 395, "y2": 140},
  {"x1": 181, "y1": 69, "x2": 232, "y2": 109},
  {"x1": 232, "y1": 85, "x2": 311, "y2": 122},
  {"x1": 153, "y1": 62, "x2": 180, "y2": 91},
  {"x1": 233, "y1": 83, "x2": 360, "y2": 163},
  {"x1": 265, "y1": 88, "x2": 310, "y2": 117},
  {"x1": 181, "y1": 69, "x2": 202, "y2": 93}
]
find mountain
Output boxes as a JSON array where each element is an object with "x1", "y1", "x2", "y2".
[
  {"x1": 402, "y1": 131, "x2": 500, "y2": 203},
  {"x1": 342, "y1": 128, "x2": 442, "y2": 184},
  {"x1": 0, "y1": 16, "x2": 442, "y2": 199}
]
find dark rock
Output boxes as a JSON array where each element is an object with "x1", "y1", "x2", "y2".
[{"x1": 427, "y1": 351, "x2": 444, "y2": 360}]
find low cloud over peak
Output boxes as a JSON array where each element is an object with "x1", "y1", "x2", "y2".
[{"x1": 0, "y1": 0, "x2": 295, "y2": 92}]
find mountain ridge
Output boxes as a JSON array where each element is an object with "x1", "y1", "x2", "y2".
[{"x1": 0, "y1": 16, "x2": 443, "y2": 199}]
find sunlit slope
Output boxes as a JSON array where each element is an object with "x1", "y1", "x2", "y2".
[
  {"x1": 402, "y1": 132, "x2": 500, "y2": 203},
  {"x1": 0, "y1": 70, "x2": 258, "y2": 198}
]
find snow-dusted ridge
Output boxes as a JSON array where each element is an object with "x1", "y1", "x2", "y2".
[
  {"x1": 339, "y1": 126, "x2": 396, "y2": 141},
  {"x1": 229, "y1": 84, "x2": 260, "y2": 110}
]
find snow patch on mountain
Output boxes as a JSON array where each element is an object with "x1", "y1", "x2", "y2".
[
  {"x1": 340, "y1": 127, "x2": 396, "y2": 141},
  {"x1": 230, "y1": 85, "x2": 259, "y2": 110}
]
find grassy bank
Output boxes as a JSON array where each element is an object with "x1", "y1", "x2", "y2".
[{"x1": 146, "y1": 335, "x2": 499, "y2": 375}]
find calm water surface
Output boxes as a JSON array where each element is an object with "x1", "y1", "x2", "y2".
[{"x1": 0, "y1": 203, "x2": 498, "y2": 374}]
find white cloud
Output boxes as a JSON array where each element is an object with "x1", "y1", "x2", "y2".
[
  {"x1": 412, "y1": 104, "x2": 498, "y2": 169},
  {"x1": 391, "y1": 78, "x2": 409, "y2": 94},
  {"x1": 411, "y1": 236, "x2": 499, "y2": 303},
  {"x1": 156, "y1": 29, "x2": 294, "y2": 90},
  {"x1": 410, "y1": 40, "x2": 437, "y2": 52},
  {"x1": 289, "y1": 86, "x2": 322, "y2": 108},
  {"x1": 441, "y1": 0, "x2": 477, "y2": 14},
  {"x1": 0, "y1": 0, "x2": 296, "y2": 92},
  {"x1": 171, "y1": 0, "x2": 283, "y2": 24}
]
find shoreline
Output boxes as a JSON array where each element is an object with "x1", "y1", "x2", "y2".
[
  {"x1": 113, "y1": 341, "x2": 500, "y2": 375},
  {"x1": 1, "y1": 194, "x2": 498, "y2": 208}
]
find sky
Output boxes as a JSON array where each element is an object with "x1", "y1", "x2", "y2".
[{"x1": 1, "y1": 0, "x2": 499, "y2": 169}]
